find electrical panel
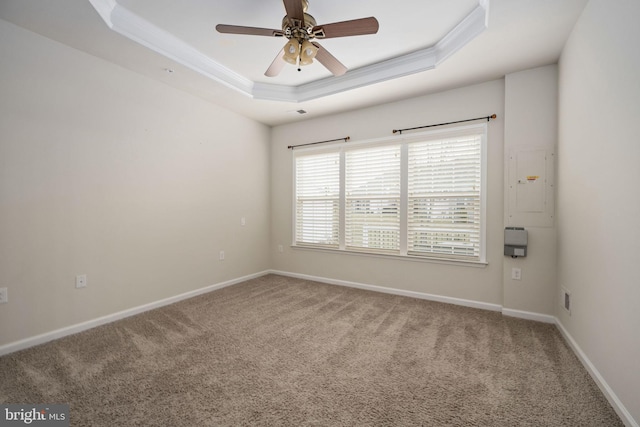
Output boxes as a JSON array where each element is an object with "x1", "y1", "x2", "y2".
[{"x1": 507, "y1": 148, "x2": 554, "y2": 227}]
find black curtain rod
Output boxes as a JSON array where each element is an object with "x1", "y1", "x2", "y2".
[
  {"x1": 286, "y1": 114, "x2": 496, "y2": 149},
  {"x1": 288, "y1": 136, "x2": 350, "y2": 150},
  {"x1": 392, "y1": 114, "x2": 497, "y2": 135}
]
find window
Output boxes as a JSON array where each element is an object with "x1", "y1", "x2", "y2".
[
  {"x1": 293, "y1": 124, "x2": 486, "y2": 263},
  {"x1": 345, "y1": 145, "x2": 401, "y2": 253},
  {"x1": 407, "y1": 135, "x2": 482, "y2": 260},
  {"x1": 295, "y1": 152, "x2": 340, "y2": 248}
]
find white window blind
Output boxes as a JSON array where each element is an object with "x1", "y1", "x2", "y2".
[
  {"x1": 292, "y1": 124, "x2": 486, "y2": 263},
  {"x1": 407, "y1": 135, "x2": 482, "y2": 260},
  {"x1": 345, "y1": 145, "x2": 401, "y2": 253},
  {"x1": 295, "y1": 152, "x2": 340, "y2": 247}
]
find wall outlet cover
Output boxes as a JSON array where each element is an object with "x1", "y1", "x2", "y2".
[{"x1": 76, "y1": 274, "x2": 87, "y2": 289}]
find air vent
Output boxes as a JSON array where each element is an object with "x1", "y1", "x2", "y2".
[{"x1": 561, "y1": 287, "x2": 571, "y2": 315}]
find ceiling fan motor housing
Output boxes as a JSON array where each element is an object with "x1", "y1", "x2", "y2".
[{"x1": 282, "y1": 13, "x2": 317, "y2": 41}]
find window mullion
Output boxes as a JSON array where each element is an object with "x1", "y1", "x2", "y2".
[
  {"x1": 339, "y1": 149, "x2": 346, "y2": 250},
  {"x1": 400, "y1": 141, "x2": 408, "y2": 256}
]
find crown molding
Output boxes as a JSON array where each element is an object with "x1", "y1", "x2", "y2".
[
  {"x1": 435, "y1": 1, "x2": 489, "y2": 65},
  {"x1": 253, "y1": 47, "x2": 438, "y2": 102},
  {"x1": 89, "y1": 0, "x2": 254, "y2": 94},
  {"x1": 88, "y1": 0, "x2": 489, "y2": 102}
]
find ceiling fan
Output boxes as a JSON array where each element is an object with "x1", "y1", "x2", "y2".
[{"x1": 216, "y1": 0, "x2": 379, "y2": 77}]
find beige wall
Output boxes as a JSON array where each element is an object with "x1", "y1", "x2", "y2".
[
  {"x1": 0, "y1": 19, "x2": 271, "y2": 346},
  {"x1": 2, "y1": 3, "x2": 638, "y2": 423},
  {"x1": 270, "y1": 80, "x2": 506, "y2": 306},
  {"x1": 503, "y1": 65, "x2": 558, "y2": 316},
  {"x1": 558, "y1": 0, "x2": 640, "y2": 422}
]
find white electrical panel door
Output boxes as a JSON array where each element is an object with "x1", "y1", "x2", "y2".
[
  {"x1": 508, "y1": 148, "x2": 554, "y2": 227},
  {"x1": 516, "y1": 149, "x2": 545, "y2": 212}
]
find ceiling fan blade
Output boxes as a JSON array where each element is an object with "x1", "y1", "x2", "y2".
[
  {"x1": 216, "y1": 24, "x2": 284, "y2": 37},
  {"x1": 283, "y1": 0, "x2": 304, "y2": 25},
  {"x1": 313, "y1": 17, "x2": 379, "y2": 39},
  {"x1": 265, "y1": 49, "x2": 286, "y2": 77},
  {"x1": 312, "y1": 42, "x2": 347, "y2": 76}
]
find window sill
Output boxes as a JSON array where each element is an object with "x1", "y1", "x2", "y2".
[{"x1": 291, "y1": 244, "x2": 488, "y2": 268}]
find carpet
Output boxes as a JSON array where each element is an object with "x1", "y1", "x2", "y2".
[{"x1": 0, "y1": 274, "x2": 623, "y2": 426}]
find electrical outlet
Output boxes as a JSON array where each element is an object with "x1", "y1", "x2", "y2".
[
  {"x1": 76, "y1": 274, "x2": 87, "y2": 289},
  {"x1": 511, "y1": 267, "x2": 522, "y2": 281},
  {"x1": 0, "y1": 287, "x2": 8, "y2": 304},
  {"x1": 278, "y1": 244, "x2": 283, "y2": 253},
  {"x1": 241, "y1": 217, "x2": 246, "y2": 226},
  {"x1": 219, "y1": 250, "x2": 225, "y2": 261}
]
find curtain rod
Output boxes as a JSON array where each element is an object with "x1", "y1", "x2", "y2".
[
  {"x1": 286, "y1": 114, "x2": 496, "y2": 149},
  {"x1": 392, "y1": 114, "x2": 497, "y2": 135},
  {"x1": 288, "y1": 136, "x2": 350, "y2": 150}
]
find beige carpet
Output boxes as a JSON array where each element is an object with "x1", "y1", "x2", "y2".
[{"x1": 0, "y1": 274, "x2": 623, "y2": 426}]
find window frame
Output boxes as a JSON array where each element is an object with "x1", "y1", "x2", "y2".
[{"x1": 292, "y1": 123, "x2": 488, "y2": 265}]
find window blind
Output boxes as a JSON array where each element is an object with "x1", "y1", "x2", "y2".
[
  {"x1": 292, "y1": 124, "x2": 486, "y2": 263},
  {"x1": 407, "y1": 135, "x2": 482, "y2": 260},
  {"x1": 295, "y1": 152, "x2": 340, "y2": 247},
  {"x1": 345, "y1": 145, "x2": 401, "y2": 253}
]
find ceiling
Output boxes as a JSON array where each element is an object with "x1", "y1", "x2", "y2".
[{"x1": 0, "y1": 0, "x2": 588, "y2": 126}]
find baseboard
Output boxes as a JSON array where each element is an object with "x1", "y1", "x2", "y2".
[
  {"x1": 502, "y1": 308, "x2": 556, "y2": 323},
  {"x1": 554, "y1": 320, "x2": 638, "y2": 427},
  {"x1": 268, "y1": 269, "x2": 503, "y2": 312},
  {"x1": 0, "y1": 270, "x2": 270, "y2": 357},
  {"x1": 3, "y1": 270, "x2": 635, "y2": 426}
]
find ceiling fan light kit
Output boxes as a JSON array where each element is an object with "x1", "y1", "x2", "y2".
[
  {"x1": 299, "y1": 40, "x2": 318, "y2": 66},
  {"x1": 283, "y1": 40, "x2": 300, "y2": 65},
  {"x1": 216, "y1": 0, "x2": 379, "y2": 77}
]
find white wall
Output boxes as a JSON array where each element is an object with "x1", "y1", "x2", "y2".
[
  {"x1": 503, "y1": 65, "x2": 558, "y2": 316},
  {"x1": 271, "y1": 80, "x2": 505, "y2": 306},
  {"x1": 0, "y1": 19, "x2": 271, "y2": 347},
  {"x1": 558, "y1": 0, "x2": 640, "y2": 423}
]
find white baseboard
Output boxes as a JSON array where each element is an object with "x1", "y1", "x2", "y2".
[
  {"x1": 0, "y1": 270, "x2": 270, "y2": 357},
  {"x1": 502, "y1": 308, "x2": 556, "y2": 323},
  {"x1": 2, "y1": 269, "x2": 635, "y2": 426},
  {"x1": 554, "y1": 320, "x2": 638, "y2": 427},
  {"x1": 268, "y1": 269, "x2": 503, "y2": 312}
]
